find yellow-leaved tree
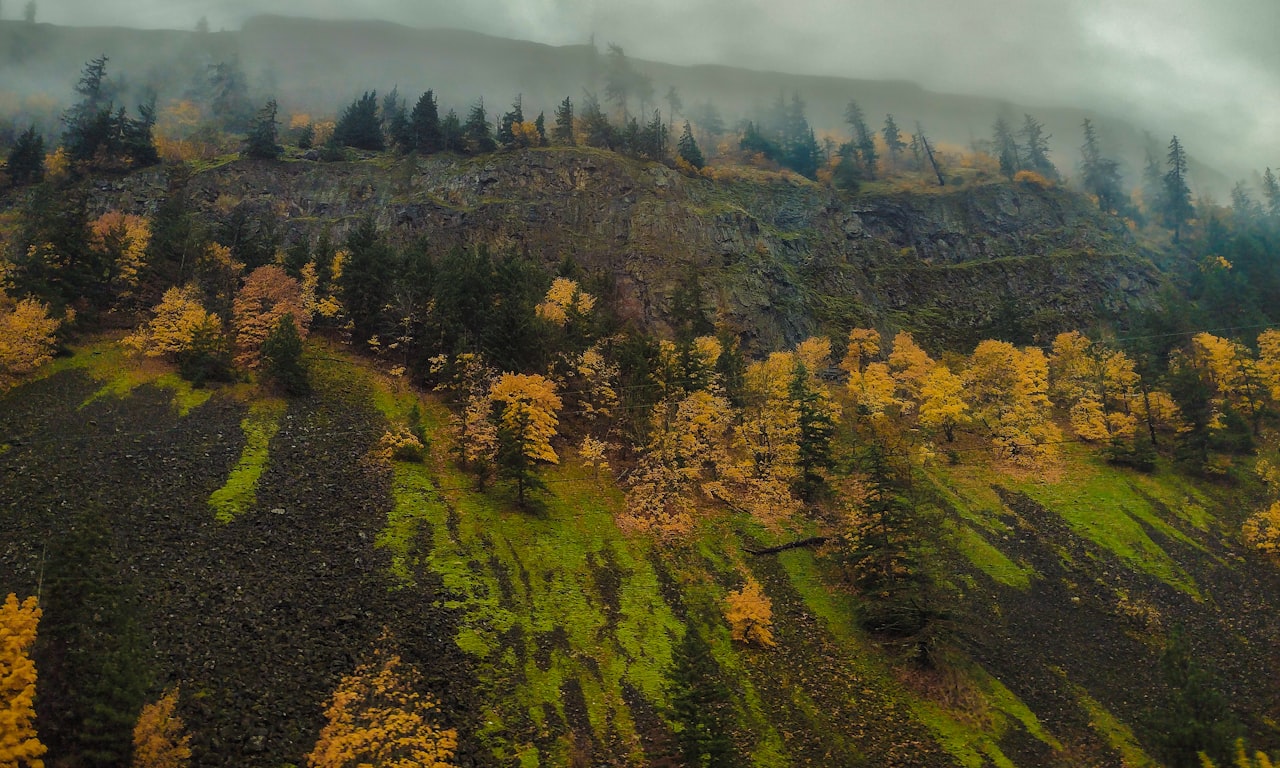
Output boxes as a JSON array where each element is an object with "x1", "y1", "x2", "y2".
[
  {"x1": 917, "y1": 364, "x2": 969, "y2": 442},
  {"x1": 125, "y1": 285, "x2": 224, "y2": 361},
  {"x1": 1185, "y1": 332, "x2": 1265, "y2": 434},
  {"x1": 88, "y1": 211, "x2": 151, "y2": 307},
  {"x1": 724, "y1": 578, "x2": 776, "y2": 648},
  {"x1": 1048, "y1": 331, "x2": 1140, "y2": 442},
  {"x1": 0, "y1": 593, "x2": 46, "y2": 768},
  {"x1": 0, "y1": 296, "x2": 60, "y2": 392},
  {"x1": 132, "y1": 687, "x2": 191, "y2": 768},
  {"x1": 535, "y1": 277, "x2": 596, "y2": 327},
  {"x1": 1242, "y1": 502, "x2": 1280, "y2": 557},
  {"x1": 306, "y1": 648, "x2": 457, "y2": 768},
  {"x1": 964, "y1": 340, "x2": 1060, "y2": 468},
  {"x1": 489, "y1": 373, "x2": 562, "y2": 504}
]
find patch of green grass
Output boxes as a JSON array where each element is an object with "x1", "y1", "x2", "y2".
[
  {"x1": 45, "y1": 340, "x2": 214, "y2": 416},
  {"x1": 340, "y1": 345, "x2": 682, "y2": 763},
  {"x1": 208, "y1": 399, "x2": 287, "y2": 523},
  {"x1": 1004, "y1": 451, "x2": 1202, "y2": 598},
  {"x1": 972, "y1": 667, "x2": 1063, "y2": 750},
  {"x1": 945, "y1": 519, "x2": 1036, "y2": 590},
  {"x1": 1070, "y1": 681, "x2": 1160, "y2": 768}
]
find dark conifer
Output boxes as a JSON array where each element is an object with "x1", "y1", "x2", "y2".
[
  {"x1": 243, "y1": 98, "x2": 282, "y2": 159},
  {"x1": 6, "y1": 125, "x2": 44, "y2": 185},
  {"x1": 552, "y1": 96, "x2": 575, "y2": 145},
  {"x1": 407, "y1": 90, "x2": 443, "y2": 154},
  {"x1": 463, "y1": 99, "x2": 496, "y2": 154},
  {"x1": 333, "y1": 91, "x2": 384, "y2": 151},
  {"x1": 676, "y1": 121, "x2": 703, "y2": 169}
]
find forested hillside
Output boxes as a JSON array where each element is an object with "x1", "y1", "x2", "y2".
[{"x1": 3, "y1": 24, "x2": 1280, "y2": 768}]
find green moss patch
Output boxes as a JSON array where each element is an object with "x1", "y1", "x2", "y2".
[{"x1": 208, "y1": 399, "x2": 287, "y2": 523}]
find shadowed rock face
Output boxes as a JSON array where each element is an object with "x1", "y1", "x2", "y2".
[{"x1": 89, "y1": 147, "x2": 1160, "y2": 351}]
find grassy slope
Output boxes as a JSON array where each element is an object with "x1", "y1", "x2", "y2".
[{"x1": 6, "y1": 343, "x2": 1280, "y2": 767}]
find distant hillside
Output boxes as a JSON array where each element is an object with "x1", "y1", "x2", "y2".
[{"x1": 0, "y1": 15, "x2": 1232, "y2": 193}]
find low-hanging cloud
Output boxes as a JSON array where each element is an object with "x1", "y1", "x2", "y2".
[{"x1": 26, "y1": 0, "x2": 1280, "y2": 178}]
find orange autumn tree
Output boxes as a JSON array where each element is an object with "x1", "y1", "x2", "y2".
[
  {"x1": 132, "y1": 687, "x2": 191, "y2": 768},
  {"x1": 306, "y1": 647, "x2": 457, "y2": 768},
  {"x1": 0, "y1": 593, "x2": 46, "y2": 768},
  {"x1": 232, "y1": 265, "x2": 311, "y2": 368}
]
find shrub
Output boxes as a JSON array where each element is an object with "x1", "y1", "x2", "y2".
[{"x1": 724, "y1": 578, "x2": 776, "y2": 647}]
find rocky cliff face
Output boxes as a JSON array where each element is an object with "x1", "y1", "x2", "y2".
[{"x1": 93, "y1": 147, "x2": 1161, "y2": 350}]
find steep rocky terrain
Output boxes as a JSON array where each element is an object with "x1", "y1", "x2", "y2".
[{"x1": 89, "y1": 147, "x2": 1159, "y2": 350}]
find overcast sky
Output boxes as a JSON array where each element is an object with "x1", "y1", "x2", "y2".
[{"x1": 27, "y1": 0, "x2": 1280, "y2": 174}]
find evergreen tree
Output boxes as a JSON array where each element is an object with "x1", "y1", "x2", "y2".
[
  {"x1": 260, "y1": 313, "x2": 309, "y2": 396},
  {"x1": 1164, "y1": 135, "x2": 1194, "y2": 242},
  {"x1": 497, "y1": 94, "x2": 523, "y2": 148},
  {"x1": 407, "y1": 90, "x2": 443, "y2": 154},
  {"x1": 206, "y1": 60, "x2": 254, "y2": 132},
  {"x1": 334, "y1": 91, "x2": 384, "y2": 151},
  {"x1": 844, "y1": 99, "x2": 877, "y2": 179},
  {"x1": 1142, "y1": 149, "x2": 1167, "y2": 222},
  {"x1": 121, "y1": 97, "x2": 160, "y2": 168},
  {"x1": 381, "y1": 87, "x2": 409, "y2": 150},
  {"x1": 579, "y1": 93, "x2": 613, "y2": 149},
  {"x1": 664, "y1": 85, "x2": 683, "y2": 133},
  {"x1": 992, "y1": 116, "x2": 1021, "y2": 179},
  {"x1": 1019, "y1": 114, "x2": 1056, "y2": 179},
  {"x1": 1262, "y1": 167, "x2": 1280, "y2": 220},
  {"x1": 552, "y1": 96, "x2": 575, "y2": 145},
  {"x1": 533, "y1": 111, "x2": 547, "y2": 146},
  {"x1": 791, "y1": 362, "x2": 836, "y2": 499},
  {"x1": 832, "y1": 142, "x2": 860, "y2": 191},
  {"x1": 1152, "y1": 628, "x2": 1237, "y2": 768},
  {"x1": 642, "y1": 108, "x2": 667, "y2": 160},
  {"x1": 882, "y1": 114, "x2": 905, "y2": 169},
  {"x1": 668, "y1": 627, "x2": 737, "y2": 768},
  {"x1": 243, "y1": 98, "x2": 282, "y2": 159},
  {"x1": 340, "y1": 217, "x2": 394, "y2": 345},
  {"x1": 1080, "y1": 118, "x2": 1126, "y2": 213},
  {"x1": 463, "y1": 98, "x2": 496, "y2": 154},
  {"x1": 676, "y1": 121, "x2": 704, "y2": 169},
  {"x1": 783, "y1": 93, "x2": 821, "y2": 179},
  {"x1": 604, "y1": 44, "x2": 634, "y2": 120},
  {"x1": 440, "y1": 108, "x2": 466, "y2": 153},
  {"x1": 6, "y1": 124, "x2": 44, "y2": 185}
]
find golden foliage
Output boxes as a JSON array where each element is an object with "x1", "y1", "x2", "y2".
[
  {"x1": 0, "y1": 593, "x2": 45, "y2": 768},
  {"x1": 1243, "y1": 502, "x2": 1280, "y2": 557},
  {"x1": 489, "y1": 373, "x2": 563, "y2": 465},
  {"x1": 724, "y1": 578, "x2": 776, "y2": 648},
  {"x1": 887, "y1": 331, "x2": 934, "y2": 402},
  {"x1": 0, "y1": 297, "x2": 60, "y2": 391},
  {"x1": 578, "y1": 435, "x2": 611, "y2": 477},
  {"x1": 511, "y1": 121, "x2": 542, "y2": 147},
  {"x1": 840, "y1": 328, "x2": 882, "y2": 375},
  {"x1": 849, "y1": 362, "x2": 902, "y2": 419},
  {"x1": 306, "y1": 648, "x2": 457, "y2": 768},
  {"x1": 377, "y1": 427, "x2": 426, "y2": 463},
  {"x1": 1049, "y1": 332, "x2": 1139, "y2": 441},
  {"x1": 232, "y1": 265, "x2": 311, "y2": 368},
  {"x1": 1257, "y1": 329, "x2": 1280, "y2": 402},
  {"x1": 43, "y1": 148, "x2": 69, "y2": 182},
  {"x1": 964, "y1": 340, "x2": 1060, "y2": 467},
  {"x1": 89, "y1": 211, "x2": 151, "y2": 303},
  {"x1": 125, "y1": 285, "x2": 221, "y2": 359},
  {"x1": 132, "y1": 687, "x2": 191, "y2": 768},
  {"x1": 917, "y1": 365, "x2": 969, "y2": 441},
  {"x1": 1199, "y1": 739, "x2": 1277, "y2": 768},
  {"x1": 793, "y1": 336, "x2": 832, "y2": 375},
  {"x1": 535, "y1": 277, "x2": 596, "y2": 327},
  {"x1": 1184, "y1": 332, "x2": 1264, "y2": 424},
  {"x1": 1012, "y1": 169, "x2": 1052, "y2": 187}
]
